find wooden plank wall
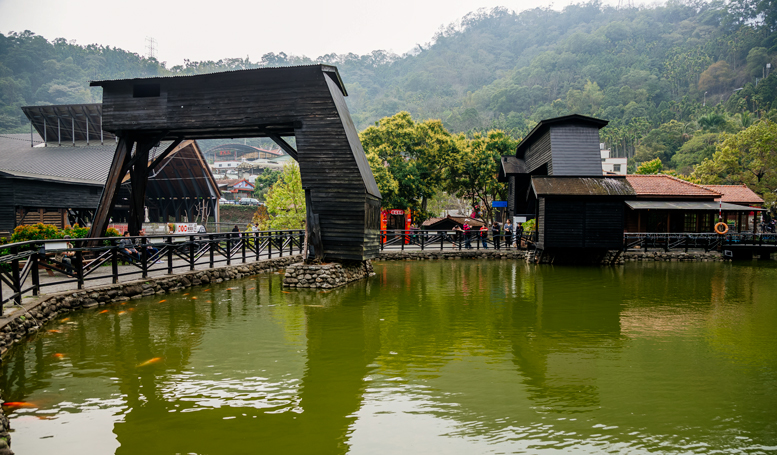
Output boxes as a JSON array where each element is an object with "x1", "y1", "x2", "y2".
[
  {"x1": 0, "y1": 176, "x2": 15, "y2": 233},
  {"x1": 549, "y1": 126, "x2": 603, "y2": 176},
  {"x1": 540, "y1": 198, "x2": 624, "y2": 249},
  {"x1": 524, "y1": 130, "x2": 552, "y2": 174}
]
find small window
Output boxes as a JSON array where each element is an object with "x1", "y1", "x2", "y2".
[
  {"x1": 133, "y1": 83, "x2": 161, "y2": 98},
  {"x1": 613, "y1": 164, "x2": 621, "y2": 172}
]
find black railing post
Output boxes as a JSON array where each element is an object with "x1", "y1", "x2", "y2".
[
  {"x1": 268, "y1": 232, "x2": 273, "y2": 259},
  {"x1": 10, "y1": 245, "x2": 21, "y2": 305},
  {"x1": 167, "y1": 236, "x2": 174, "y2": 275},
  {"x1": 380, "y1": 231, "x2": 384, "y2": 251},
  {"x1": 420, "y1": 231, "x2": 425, "y2": 251},
  {"x1": 141, "y1": 238, "x2": 149, "y2": 279},
  {"x1": 75, "y1": 246, "x2": 84, "y2": 290},
  {"x1": 31, "y1": 247, "x2": 40, "y2": 296},
  {"x1": 401, "y1": 231, "x2": 405, "y2": 251},
  {"x1": 440, "y1": 231, "x2": 444, "y2": 251},
  {"x1": 279, "y1": 231, "x2": 284, "y2": 257},
  {"x1": 242, "y1": 234, "x2": 247, "y2": 263},
  {"x1": 209, "y1": 234, "x2": 215, "y2": 268},
  {"x1": 111, "y1": 240, "x2": 119, "y2": 283},
  {"x1": 254, "y1": 232, "x2": 260, "y2": 261},
  {"x1": 189, "y1": 235, "x2": 195, "y2": 271},
  {"x1": 289, "y1": 231, "x2": 294, "y2": 256}
]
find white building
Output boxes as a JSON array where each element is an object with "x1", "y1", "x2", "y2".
[{"x1": 600, "y1": 145, "x2": 627, "y2": 175}]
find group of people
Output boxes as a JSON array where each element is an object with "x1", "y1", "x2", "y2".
[
  {"x1": 118, "y1": 231, "x2": 160, "y2": 263},
  {"x1": 452, "y1": 219, "x2": 524, "y2": 249}
]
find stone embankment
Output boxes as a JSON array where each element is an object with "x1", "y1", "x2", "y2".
[
  {"x1": 621, "y1": 251, "x2": 723, "y2": 262},
  {"x1": 283, "y1": 261, "x2": 375, "y2": 289}
]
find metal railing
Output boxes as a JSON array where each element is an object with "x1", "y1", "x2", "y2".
[
  {"x1": 379, "y1": 229, "x2": 536, "y2": 252},
  {"x1": 0, "y1": 230, "x2": 304, "y2": 309},
  {"x1": 623, "y1": 232, "x2": 777, "y2": 253}
]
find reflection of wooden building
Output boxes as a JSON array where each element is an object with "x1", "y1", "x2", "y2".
[
  {"x1": 624, "y1": 175, "x2": 762, "y2": 233},
  {"x1": 0, "y1": 104, "x2": 220, "y2": 236}
]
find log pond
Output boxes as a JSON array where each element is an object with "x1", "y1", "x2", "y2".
[{"x1": 1, "y1": 260, "x2": 776, "y2": 454}]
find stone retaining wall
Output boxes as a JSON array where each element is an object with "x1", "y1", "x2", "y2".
[
  {"x1": 621, "y1": 251, "x2": 723, "y2": 262},
  {"x1": 0, "y1": 254, "x2": 300, "y2": 454},
  {"x1": 283, "y1": 261, "x2": 375, "y2": 288}
]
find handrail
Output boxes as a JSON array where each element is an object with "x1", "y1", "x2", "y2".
[
  {"x1": 379, "y1": 229, "x2": 533, "y2": 252},
  {"x1": 0, "y1": 230, "x2": 305, "y2": 309}
]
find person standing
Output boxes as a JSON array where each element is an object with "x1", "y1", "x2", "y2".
[
  {"x1": 515, "y1": 222, "x2": 524, "y2": 249},
  {"x1": 503, "y1": 219, "x2": 513, "y2": 249},
  {"x1": 463, "y1": 223, "x2": 472, "y2": 249},
  {"x1": 491, "y1": 222, "x2": 501, "y2": 250},
  {"x1": 479, "y1": 224, "x2": 489, "y2": 249}
]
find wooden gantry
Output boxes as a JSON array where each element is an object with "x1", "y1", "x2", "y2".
[{"x1": 90, "y1": 65, "x2": 381, "y2": 261}]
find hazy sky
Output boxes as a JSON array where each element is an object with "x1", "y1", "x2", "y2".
[{"x1": 0, "y1": 0, "x2": 618, "y2": 66}]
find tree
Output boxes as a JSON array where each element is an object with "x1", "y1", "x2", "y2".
[
  {"x1": 635, "y1": 157, "x2": 663, "y2": 174},
  {"x1": 253, "y1": 169, "x2": 282, "y2": 202},
  {"x1": 447, "y1": 130, "x2": 518, "y2": 224},
  {"x1": 693, "y1": 120, "x2": 777, "y2": 208},
  {"x1": 264, "y1": 162, "x2": 306, "y2": 230},
  {"x1": 698, "y1": 61, "x2": 734, "y2": 92},
  {"x1": 361, "y1": 112, "x2": 459, "y2": 219}
]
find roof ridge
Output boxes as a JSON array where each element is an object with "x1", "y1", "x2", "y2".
[{"x1": 627, "y1": 173, "x2": 721, "y2": 196}]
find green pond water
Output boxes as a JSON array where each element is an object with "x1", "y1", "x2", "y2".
[{"x1": 2, "y1": 260, "x2": 777, "y2": 454}]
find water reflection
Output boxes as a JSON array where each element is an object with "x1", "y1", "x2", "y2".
[{"x1": 1, "y1": 261, "x2": 776, "y2": 454}]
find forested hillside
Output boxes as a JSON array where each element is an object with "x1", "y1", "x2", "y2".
[{"x1": 1, "y1": 0, "x2": 776, "y2": 174}]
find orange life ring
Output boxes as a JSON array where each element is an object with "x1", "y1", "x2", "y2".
[{"x1": 714, "y1": 222, "x2": 729, "y2": 235}]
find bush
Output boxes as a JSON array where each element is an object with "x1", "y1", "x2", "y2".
[{"x1": 11, "y1": 223, "x2": 61, "y2": 243}]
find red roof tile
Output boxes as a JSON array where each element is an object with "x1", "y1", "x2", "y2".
[
  {"x1": 625, "y1": 174, "x2": 721, "y2": 199},
  {"x1": 703, "y1": 185, "x2": 764, "y2": 205}
]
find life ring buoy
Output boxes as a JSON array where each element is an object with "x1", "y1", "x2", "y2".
[{"x1": 714, "y1": 222, "x2": 729, "y2": 235}]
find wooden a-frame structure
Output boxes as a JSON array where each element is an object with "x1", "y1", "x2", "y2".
[{"x1": 89, "y1": 65, "x2": 381, "y2": 261}]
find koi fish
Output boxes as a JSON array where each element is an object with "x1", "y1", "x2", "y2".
[
  {"x1": 137, "y1": 357, "x2": 162, "y2": 368},
  {"x1": 305, "y1": 305, "x2": 325, "y2": 308},
  {"x1": 183, "y1": 293, "x2": 189, "y2": 296},
  {"x1": 159, "y1": 300, "x2": 167, "y2": 303},
  {"x1": 2, "y1": 402, "x2": 36, "y2": 409},
  {"x1": 207, "y1": 300, "x2": 212, "y2": 303},
  {"x1": 60, "y1": 318, "x2": 69, "y2": 322},
  {"x1": 47, "y1": 329, "x2": 62, "y2": 333},
  {"x1": 203, "y1": 289, "x2": 211, "y2": 292},
  {"x1": 53, "y1": 353, "x2": 65, "y2": 359},
  {"x1": 191, "y1": 296, "x2": 198, "y2": 300},
  {"x1": 248, "y1": 288, "x2": 255, "y2": 290},
  {"x1": 282, "y1": 291, "x2": 291, "y2": 294},
  {"x1": 118, "y1": 311, "x2": 126, "y2": 315},
  {"x1": 99, "y1": 310, "x2": 110, "y2": 314}
]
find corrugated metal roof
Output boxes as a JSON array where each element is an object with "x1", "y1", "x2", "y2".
[
  {"x1": 531, "y1": 176, "x2": 636, "y2": 197},
  {"x1": 626, "y1": 201, "x2": 764, "y2": 211}
]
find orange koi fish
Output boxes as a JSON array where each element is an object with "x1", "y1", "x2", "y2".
[
  {"x1": 207, "y1": 300, "x2": 212, "y2": 303},
  {"x1": 118, "y1": 311, "x2": 126, "y2": 315},
  {"x1": 183, "y1": 293, "x2": 189, "y2": 296},
  {"x1": 47, "y1": 330, "x2": 62, "y2": 334},
  {"x1": 248, "y1": 287, "x2": 255, "y2": 290},
  {"x1": 137, "y1": 357, "x2": 162, "y2": 368},
  {"x1": 159, "y1": 300, "x2": 167, "y2": 303},
  {"x1": 99, "y1": 310, "x2": 110, "y2": 314},
  {"x1": 53, "y1": 353, "x2": 65, "y2": 359},
  {"x1": 60, "y1": 318, "x2": 69, "y2": 322},
  {"x1": 191, "y1": 296, "x2": 198, "y2": 300},
  {"x1": 203, "y1": 289, "x2": 211, "y2": 292},
  {"x1": 2, "y1": 402, "x2": 36, "y2": 409},
  {"x1": 282, "y1": 291, "x2": 291, "y2": 294}
]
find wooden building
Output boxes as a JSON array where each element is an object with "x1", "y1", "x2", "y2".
[
  {"x1": 421, "y1": 215, "x2": 485, "y2": 230},
  {"x1": 1, "y1": 104, "x2": 220, "y2": 237},
  {"x1": 624, "y1": 175, "x2": 762, "y2": 233},
  {"x1": 91, "y1": 64, "x2": 381, "y2": 261},
  {"x1": 498, "y1": 115, "x2": 634, "y2": 259}
]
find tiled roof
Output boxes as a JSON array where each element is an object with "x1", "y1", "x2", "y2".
[
  {"x1": 703, "y1": 185, "x2": 764, "y2": 205},
  {"x1": 625, "y1": 174, "x2": 721, "y2": 199}
]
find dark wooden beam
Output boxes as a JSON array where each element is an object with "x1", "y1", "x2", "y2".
[
  {"x1": 89, "y1": 136, "x2": 134, "y2": 239},
  {"x1": 267, "y1": 133, "x2": 298, "y2": 161},
  {"x1": 148, "y1": 138, "x2": 184, "y2": 172}
]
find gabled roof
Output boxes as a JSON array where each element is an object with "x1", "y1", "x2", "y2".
[
  {"x1": 702, "y1": 185, "x2": 764, "y2": 206},
  {"x1": 498, "y1": 155, "x2": 527, "y2": 181},
  {"x1": 421, "y1": 215, "x2": 485, "y2": 228},
  {"x1": 625, "y1": 174, "x2": 721, "y2": 199},
  {"x1": 516, "y1": 114, "x2": 608, "y2": 160}
]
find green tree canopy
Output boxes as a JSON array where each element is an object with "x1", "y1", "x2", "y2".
[{"x1": 264, "y1": 162, "x2": 306, "y2": 230}]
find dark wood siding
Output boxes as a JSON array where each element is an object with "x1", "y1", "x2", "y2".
[
  {"x1": 549, "y1": 125, "x2": 603, "y2": 176},
  {"x1": 539, "y1": 197, "x2": 624, "y2": 249},
  {"x1": 524, "y1": 130, "x2": 552, "y2": 175},
  {"x1": 0, "y1": 176, "x2": 15, "y2": 233}
]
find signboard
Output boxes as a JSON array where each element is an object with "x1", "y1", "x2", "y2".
[
  {"x1": 389, "y1": 209, "x2": 405, "y2": 215},
  {"x1": 218, "y1": 150, "x2": 232, "y2": 156},
  {"x1": 174, "y1": 223, "x2": 200, "y2": 233},
  {"x1": 492, "y1": 201, "x2": 508, "y2": 208}
]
